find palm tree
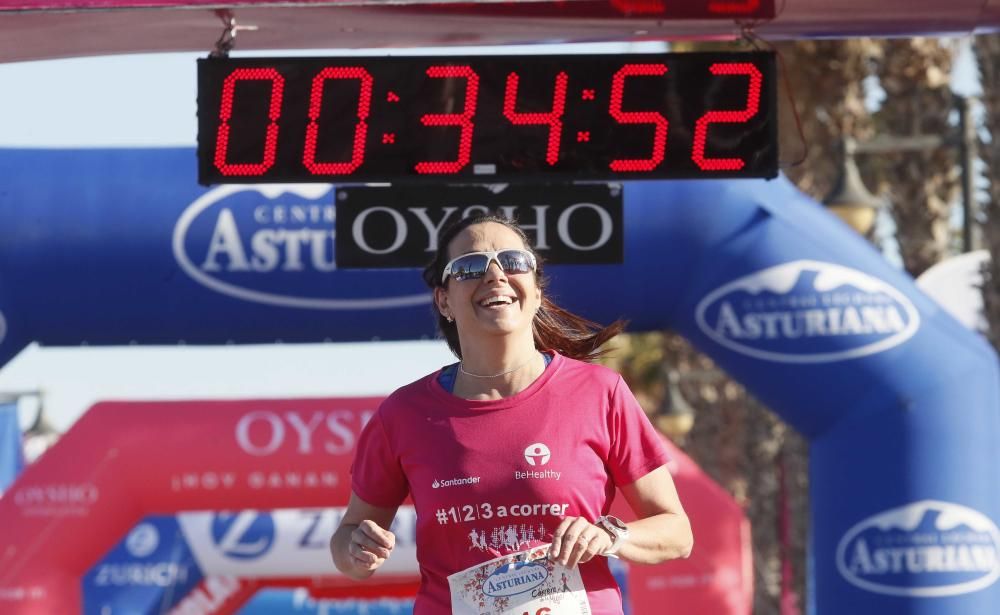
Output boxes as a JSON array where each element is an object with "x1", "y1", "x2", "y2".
[
  {"x1": 775, "y1": 39, "x2": 881, "y2": 197},
  {"x1": 974, "y1": 34, "x2": 1000, "y2": 350},
  {"x1": 612, "y1": 38, "x2": 965, "y2": 614},
  {"x1": 872, "y1": 38, "x2": 959, "y2": 277}
]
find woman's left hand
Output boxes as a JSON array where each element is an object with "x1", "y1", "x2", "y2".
[{"x1": 548, "y1": 516, "x2": 613, "y2": 568}]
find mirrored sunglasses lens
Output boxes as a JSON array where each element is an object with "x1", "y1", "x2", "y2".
[
  {"x1": 498, "y1": 250, "x2": 533, "y2": 274},
  {"x1": 450, "y1": 254, "x2": 490, "y2": 280}
]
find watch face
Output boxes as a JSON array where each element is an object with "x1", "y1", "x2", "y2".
[{"x1": 604, "y1": 515, "x2": 627, "y2": 531}]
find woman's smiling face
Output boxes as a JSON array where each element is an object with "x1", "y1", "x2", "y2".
[{"x1": 434, "y1": 222, "x2": 541, "y2": 341}]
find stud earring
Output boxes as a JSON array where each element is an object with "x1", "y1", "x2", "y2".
[{"x1": 446, "y1": 315, "x2": 454, "y2": 323}]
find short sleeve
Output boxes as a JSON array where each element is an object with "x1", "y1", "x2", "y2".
[
  {"x1": 606, "y1": 375, "x2": 672, "y2": 486},
  {"x1": 350, "y1": 411, "x2": 409, "y2": 507}
]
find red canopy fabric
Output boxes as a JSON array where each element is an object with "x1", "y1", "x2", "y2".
[{"x1": 0, "y1": 1, "x2": 997, "y2": 63}]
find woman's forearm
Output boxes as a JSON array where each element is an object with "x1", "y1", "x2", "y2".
[{"x1": 615, "y1": 512, "x2": 693, "y2": 564}]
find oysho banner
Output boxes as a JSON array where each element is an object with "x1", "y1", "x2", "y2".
[{"x1": 334, "y1": 184, "x2": 623, "y2": 269}]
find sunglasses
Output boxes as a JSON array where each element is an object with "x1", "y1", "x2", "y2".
[{"x1": 441, "y1": 249, "x2": 537, "y2": 283}]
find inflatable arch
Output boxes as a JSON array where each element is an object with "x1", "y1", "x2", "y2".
[
  {"x1": 0, "y1": 397, "x2": 751, "y2": 614},
  {"x1": 0, "y1": 148, "x2": 998, "y2": 614}
]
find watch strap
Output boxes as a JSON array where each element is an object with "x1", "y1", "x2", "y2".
[{"x1": 597, "y1": 515, "x2": 629, "y2": 557}]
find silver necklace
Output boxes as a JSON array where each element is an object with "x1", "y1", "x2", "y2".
[{"x1": 459, "y1": 353, "x2": 539, "y2": 379}]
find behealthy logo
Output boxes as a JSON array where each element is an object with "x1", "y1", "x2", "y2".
[
  {"x1": 172, "y1": 184, "x2": 431, "y2": 310},
  {"x1": 836, "y1": 500, "x2": 1000, "y2": 597},
  {"x1": 695, "y1": 260, "x2": 920, "y2": 363},
  {"x1": 524, "y1": 443, "x2": 551, "y2": 466},
  {"x1": 518, "y1": 443, "x2": 560, "y2": 481}
]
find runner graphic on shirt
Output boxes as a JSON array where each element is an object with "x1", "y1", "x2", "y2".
[
  {"x1": 504, "y1": 526, "x2": 519, "y2": 550},
  {"x1": 471, "y1": 523, "x2": 552, "y2": 552},
  {"x1": 468, "y1": 528, "x2": 488, "y2": 551}
]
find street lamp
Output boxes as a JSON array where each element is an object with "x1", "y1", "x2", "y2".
[
  {"x1": 822, "y1": 95, "x2": 979, "y2": 251},
  {"x1": 822, "y1": 137, "x2": 884, "y2": 236},
  {"x1": 0, "y1": 391, "x2": 59, "y2": 463},
  {"x1": 655, "y1": 369, "x2": 696, "y2": 439}
]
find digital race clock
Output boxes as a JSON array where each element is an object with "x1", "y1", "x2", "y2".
[{"x1": 197, "y1": 51, "x2": 777, "y2": 185}]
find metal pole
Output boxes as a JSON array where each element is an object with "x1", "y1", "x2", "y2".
[{"x1": 958, "y1": 95, "x2": 978, "y2": 252}]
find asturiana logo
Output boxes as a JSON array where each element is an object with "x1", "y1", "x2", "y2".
[
  {"x1": 695, "y1": 260, "x2": 919, "y2": 363},
  {"x1": 172, "y1": 184, "x2": 431, "y2": 310},
  {"x1": 432, "y1": 476, "x2": 481, "y2": 489},
  {"x1": 836, "y1": 500, "x2": 1000, "y2": 597},
  {"x1": 483, "y1": 561, "x2": 549, "y2": 598}
]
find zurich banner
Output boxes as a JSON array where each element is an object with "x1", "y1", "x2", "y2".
[
  {"x1": 0, "y1": 147, "x2": 998, "y2": 614},
  {"x1": 83, "y1": 517, "x2": 204, "y2": 615},
  {"x1": 82, "y1": 508, "x2": 420, "y2": 615}
]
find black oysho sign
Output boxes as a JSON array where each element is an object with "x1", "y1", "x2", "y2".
[{"x1": 334, "y1": 184, "x2": 623, "y2": 268}]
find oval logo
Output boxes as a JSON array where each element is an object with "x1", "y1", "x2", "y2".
[
  {"x1": 836, "y1": 500, "x2": 1000, "y2": 597},
  {"x1": 172, "y1": 184, "x2": 431, "y2": 310},
  {"x1": 483, "y1": 561, "x2": 549, "y2": 598},
  {"x1": 695, "y1": 260, "x2": 919, "y2": 363},
  {"x1": 125, "y1": 522, "x2": 160, "y2": 558},
  {"x1": 211, "y1": 511, "x2": 276, "y2": 560}
]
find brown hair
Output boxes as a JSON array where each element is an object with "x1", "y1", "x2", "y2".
[{"x1": 422, "y1": 213, "x2": 625, "y2": 362}]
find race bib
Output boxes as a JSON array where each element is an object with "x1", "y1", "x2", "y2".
[{"x1": 447, "y1": 544, "x2": 591, "y2": 615}]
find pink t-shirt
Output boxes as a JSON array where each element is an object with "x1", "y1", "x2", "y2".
[{"x1": 351, "y1": 352, "x2": 670, "y2": 615}]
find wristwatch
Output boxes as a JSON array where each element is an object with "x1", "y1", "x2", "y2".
[{"x1": 596, "y1": 515, "x2": 630, "y2": 558}]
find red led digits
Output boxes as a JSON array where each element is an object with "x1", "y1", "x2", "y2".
[
  {"x1": 199, "y1": 53, "x2": 776, "y2": 184},
  {"x1": 692, "y1": 62, "x2": 763, "y2": 171},
  {"x1": 708, "y1": 0, "x2": 761, "y2": 14},
  {"x1": 214, "y1": 68, "x2": 285, "y2": 176},
  {"x1": 415, "y1": 66, "x2": 480, "y2": 174},
  {"x1": 303, "y1": 67, "x2": 374, "y2": 175},
  {"x1": 609, "y1": 0, "x2": 666, "y2": 15},
  {"x1": 503, "y1": 71, "x2": 569, "y2": 166},
  {"x1": 608, "y1": 64, "x2": 669, "y2": 172}
]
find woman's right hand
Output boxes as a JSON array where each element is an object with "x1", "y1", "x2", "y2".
[
  {"x1": 348, "y1": 519, "x2": 396, "y2": 572},
  {"x1": 331, "y1": 494, "x2": 400, "y2": 580}
]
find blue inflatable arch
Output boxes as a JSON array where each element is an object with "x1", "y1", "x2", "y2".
[{"x1": 0, "y1": 148, "x2": 998, "y2": 613}]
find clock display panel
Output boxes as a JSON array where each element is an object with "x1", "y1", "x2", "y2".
[{"x1": 197, "y1": 51, "x2": 777, "y2": 184}]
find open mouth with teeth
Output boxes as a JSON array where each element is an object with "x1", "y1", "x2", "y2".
[{"x1": 479, "y1": 295, "x2": 517, "y2": 308}]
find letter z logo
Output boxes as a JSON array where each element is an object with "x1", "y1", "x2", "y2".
[{"x1": 211, "y1": 511, "x2": 276, "y2": 560}]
